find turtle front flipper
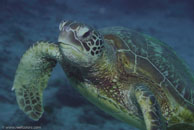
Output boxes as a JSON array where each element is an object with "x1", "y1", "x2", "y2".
[
  {"x1": 12, "y1": 41, "x2": 62, "y2": 121},
  {"x1": 134, "y1": 85, "x2": 166, "y2": 130}
]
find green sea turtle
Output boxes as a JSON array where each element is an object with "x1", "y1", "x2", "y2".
[{"x1": 12, "y1": 21, "x2": 194, "y2": 130}]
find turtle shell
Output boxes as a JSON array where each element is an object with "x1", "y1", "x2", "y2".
[{"x1": 100, "y1": 27, "x2": 194, "y2": 111}]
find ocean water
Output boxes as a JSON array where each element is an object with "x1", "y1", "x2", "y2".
[{"x1": 0, "y1": 0, "x2": 194, "y2": 130}]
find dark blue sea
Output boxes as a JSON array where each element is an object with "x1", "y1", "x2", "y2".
[{"x1": 0, "y1": 0, "x2": 194, "y2": 130}]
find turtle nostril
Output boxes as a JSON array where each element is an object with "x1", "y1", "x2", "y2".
[{"x1": 59, "y1": 20, "x2": 71, "y2": 31}]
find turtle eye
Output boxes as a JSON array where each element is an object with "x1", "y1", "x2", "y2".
[{"x1": 82, "y1": 31, "x2": 90, "y2": 38}]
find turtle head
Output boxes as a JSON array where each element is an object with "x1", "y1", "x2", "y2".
[{"x1": 58, "y1": 20, "x2": 104, "y2": 67}]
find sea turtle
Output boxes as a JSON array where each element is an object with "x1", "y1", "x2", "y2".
[{"x1": 12, "y1": 21, "x2": 194, "y2": 130}]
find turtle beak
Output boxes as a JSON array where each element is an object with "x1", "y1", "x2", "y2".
[{"x1": 58, "y1": 24, "x2": 83, "y2": 51}]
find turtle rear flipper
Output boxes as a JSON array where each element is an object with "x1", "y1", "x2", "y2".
[
  {"x1": 134, "y1": 85, "x2": 167, "y2": 130},
  {"x1": 12, "y1": 41, "x2": 62, "y2": 121}
]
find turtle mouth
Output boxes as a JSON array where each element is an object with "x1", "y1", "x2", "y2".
[
  {"x1": 59, "y1": 42, "x2": 90, "y2": 67},
  {"x1": 59, "y1": 42, "x2": 82, "y2": 53}
]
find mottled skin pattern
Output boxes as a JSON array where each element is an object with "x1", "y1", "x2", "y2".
[{"x1": 13, "y1": 21, "x2": 194, "y2": 130}]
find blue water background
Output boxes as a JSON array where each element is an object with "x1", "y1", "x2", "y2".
[{"x1": 0, "y1": 0, "x2": 194, "y2": 130}]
